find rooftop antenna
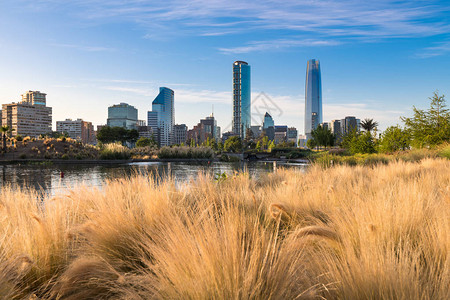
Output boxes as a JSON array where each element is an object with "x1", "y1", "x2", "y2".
[{"x1": 212, "y1": 104, "x2": 214, "y2": 117}]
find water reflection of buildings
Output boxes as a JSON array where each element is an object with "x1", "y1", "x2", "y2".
[{"x1": 0, "y1": 165, "x2": 53, "y2": 192}]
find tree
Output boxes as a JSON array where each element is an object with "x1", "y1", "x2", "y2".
[
  {"x1": 379, "y1": 126, "x2": 411, "y2": 152},
  {"x1": 136, "y1": 137, "x2": 157, "y2": 148},
  {"x1": 360, "y1": 118, "x2": 379, "y2": 132},
  {"x1": 223, "y1": 136, "x2": 243, "y2": 153},
  {"x1": 349, "y1": 131, "x2": 376, "y2": 154},
  {"x1": 256, "y1": 141, "x2": 262, "y2": 151},
  {"x1": 401, "y1": 91, "x2": 450, "y2": 147},
  {"x1": 97, "y1": 126, "x2": 139, "y2": 145},
  {"x1": 268, "y1": 140, "x2": 276, "y2": 151},
  {"x1": 310, "y1": 125, "x2": 335, "y2": 149},
  {"x1": 1, "y1": 126, "x2": 10, "y2": 151},
  {"x1": 341, "y1": 129, "x2": 376, "y2": 154},
  {"x1": 306, "y1": 138, "x2": 317, "y2": 149}
]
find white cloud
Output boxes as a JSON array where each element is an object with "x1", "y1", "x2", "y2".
[
  {"x1": 26, "y1": 0, "x2": 450, "y2": 44},
  {"x1": 416, "y1": 41, "x2": 450, "y2": 58},
  {"x1": 219, "y1": 39, "x2": 340, "y2": 54}
]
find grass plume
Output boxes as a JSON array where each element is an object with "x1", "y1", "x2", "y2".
[{"x1": 0, "y1": 158, "x2": 449, "y2": 299}]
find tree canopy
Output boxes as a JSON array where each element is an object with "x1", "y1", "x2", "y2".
[
  {"x1": 360, "y1": 118, "x2": 379, "y2": 132},
  {"x1": 97, "y1": 126, "x2": 139, "y2": 145},
  {"x1": 401, "y1": 91, "x2": 450, "y2": 147},
  {"x1": 310, "y1": 125, "x2": 334, "y2": 149}
]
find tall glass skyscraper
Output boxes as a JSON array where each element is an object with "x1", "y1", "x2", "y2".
[
  {"x1": 151, "y1": 87, "x2": 174, "y2": 147},
  {"x1": 233, "y1": 61, "x2": 251, "y2": 138},
  {"x1": 304, "y1": 59, "x2": 322, "y2": 139}
]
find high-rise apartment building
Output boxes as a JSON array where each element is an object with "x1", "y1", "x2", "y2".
[
  {"x1": 151, "y1": 87, "x2": 175, "y2": 147},
  {"x1": 340, "y1": 116, "x2": 358, "y2": 135},
  {"x1": 21, "y1": 90, "x2": 47, "y2": 106},
  {"x1": 174, "y1": 124, "x2": 187, "y2": 145},
  {"x1": 56, "y1": 118, "x2": 95, "y2": 144},
  {"x1": 305, "y1": 59, "x2": 322, "y2": 139},
  {"x1": 232, "y1": 61, "x2": 251, "y2": 138},
  {"x1": 2, "y1": 91, "x2": 52, "y2": 137},
  {"x1": 107, "y1": 103, "x2": 138, "y2": 129}
]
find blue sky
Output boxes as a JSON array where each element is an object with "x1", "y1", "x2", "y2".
[{"x1": 1, "y1": 0, "x2": 449, "y2": 134}]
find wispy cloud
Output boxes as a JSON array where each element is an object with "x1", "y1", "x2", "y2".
[
  {"x1": 51, "y1": 43, "x2": 115, "y2": 52},
  {"x1": 219, "y1": 39, "x2": 340, "y2": 54},
  {"x1": 31, "y1": 0, "x2": 450, "y2": 40},
  {"x1": 21, "y1": 1, "x2": 450, "y2": 54},
  {"x1": 416, "y1": 41, "x2": 450, "y2": 58}
]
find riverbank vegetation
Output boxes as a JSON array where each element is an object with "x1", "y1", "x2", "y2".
[{"x1": 0, "y1": 158, "x2": 448, "y2": 299}]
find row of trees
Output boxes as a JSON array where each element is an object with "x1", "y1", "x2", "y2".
[{"x1": 307, "y1": 91, "x2": 449, "y2": 154}]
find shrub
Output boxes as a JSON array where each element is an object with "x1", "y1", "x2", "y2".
[
  {"x1": 15, "y1": 135, "x2": 23, "y2": 141},
  {"x1": 100, "y1": 143, "x2": 131, "y2": 160},
  {"x1": 61, "y1": 154, "x2": 69, "y2": 160},
  {"x1": 158, "y1": 146, "x2": 214, "y2": 159}
]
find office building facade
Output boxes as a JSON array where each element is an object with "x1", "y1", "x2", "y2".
[
  {"x1": 305, "y1": 59, "x2": 322, "y2": 139},
  {"x1": 232, "y1": 61, "x2": 251, "y2": 138},
  {"x1": 287, "y1": 127, "x2": 298, "y2": 146},
  {"x1": 107, "y1": 103, "x2": 138, "y2": 130}
]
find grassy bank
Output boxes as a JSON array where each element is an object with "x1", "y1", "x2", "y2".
[
  {"x1": 311, "y1": 143, "x2": 450, "y2": 167},
  {"x1": 0, "y1": 159, "x2": 449, "y2": 299}
]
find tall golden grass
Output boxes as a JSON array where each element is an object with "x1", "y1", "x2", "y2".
[{"x1": 0, "y1": 159, "x2": 449, "y2": 299}]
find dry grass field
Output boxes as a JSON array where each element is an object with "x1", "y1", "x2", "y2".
[{"x1": 0, "y1": 158, "x2": 449, "y2": 299}]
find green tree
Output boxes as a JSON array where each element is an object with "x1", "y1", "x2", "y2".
[
  {"x1": 1, "y1": 126, "x2": 10, "y2": 151},
  {"x1": 190, "y1": 138, "x2": 196, "y2": 147},
  {"x1": 268, "y1": 140, "x2": 276, "y2": 151},
  {"x1": 306, "y1": 138, "x2": 317, "y2": 150},
  {"x1": 223, "y1": 136, "x2": 243, "y2": 153},
  {"x1": 310, "y1": 125, "x2": 334, "y2": 149},
  {"x1": 360, "y1": 118, "x2": 379, "y2": 132},
  {"x1": 349, "y1": 131, "x2": 376, "y2": 154},
  {"x1": 136, "y1": 137, "x2": 157, "y2": 148},
  {"x1": 97, "y1": 126, "x2": 139, "y2": 145},
  {"x1": 379, "y1": 126, "x2": 411, "y2": 152},
  {"x1": 255, "y1": 141, "x2": 262, "y2": 151},
  {"x1": 401, "y1": 91, "x2": 450, "y2": 147}
]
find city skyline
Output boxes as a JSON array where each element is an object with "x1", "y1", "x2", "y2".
[{"x1": 1, "y1": 1, "x2": 450, "y2": 133}]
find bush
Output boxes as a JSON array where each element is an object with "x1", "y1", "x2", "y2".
[
  {"x1": 61, "y1": 154, "x2": 69, "y2": 160},
  {"x1": 100, "y1": 143, "x2": 131, "y2": 160},
  {"x1": 158, "y1": 146, "x2": 214, "y2": 159},
  {"x1": 438, "y1": 144, "x2": 450, "y2": 159},
  {"x1": 18, "y1": 153, "x2": 27, "y2": 159},
  {"x1": 136, "y1": 137, "x2": 156, "y2": 148},
  {"x1": 15, "y1": 135, "x2": 23, "y2": 142}
]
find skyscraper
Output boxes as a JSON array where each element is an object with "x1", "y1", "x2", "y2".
[
  {"x1": 152, "y1": 87, "x2": 174, "y2": 147},
  {"x1": 304, "y1": 59, "x2": 322, "y2": 139},
  {"x1": 232, "y1": 61, "x2": 251, "y2": 138}
]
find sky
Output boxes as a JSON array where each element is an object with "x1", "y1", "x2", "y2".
[{"x1": 0, "y1": 0, "x2": 449, "y2": 134}]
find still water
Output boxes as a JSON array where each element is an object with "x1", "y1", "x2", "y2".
[{"x1": 0, "y1": 161, "x2": 308, "y2": 194}]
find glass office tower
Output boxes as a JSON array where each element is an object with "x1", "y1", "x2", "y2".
[
  {"x1": 152, "y1": 87, "x2": 175, "y2": 146},
  {"x1": 107, "y1": 103, "x2": 138, "y2": 129},
  {"x1": 233, "y1": 61, "x2": 251, "y2": 138},
  {"x1": 304, "y1": 59, "x2": 322, "y2": 139}
]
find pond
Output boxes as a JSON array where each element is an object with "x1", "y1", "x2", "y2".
[{"x1": 0, "y1": 161, "x2": 308, "y2": 194}]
